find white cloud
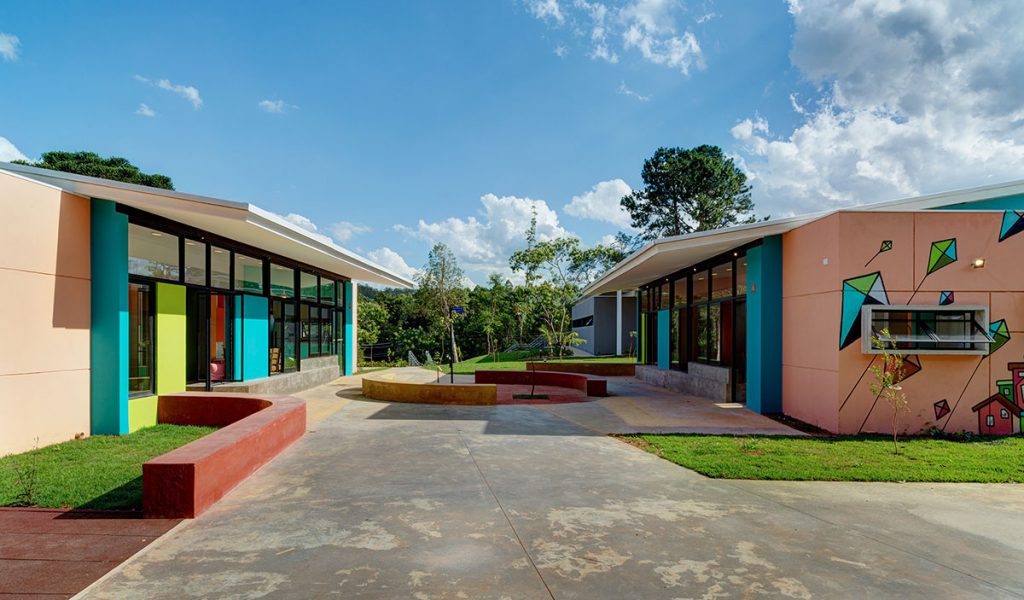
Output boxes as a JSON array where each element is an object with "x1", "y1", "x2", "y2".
[
  {"x1": 529, "y1": 0, "x2": 705, "y2": 74},
  {"x1": 554, "y1": 44, "x2": 568, "y2": 57},
  {"x1": 135, "y1": 75, "x2": 203, "y2": 109},
  {"x1": 0, "y1": 136, "x2": 27, "y2": 162},
  {"x1": 617, "y1": 81, "x2": 650, "y2": 101},
  {"x1": 528, "y1": 0, "x2": 565, "y2": 24},
  {"x1": 733, "y1": 0, "x2": 1024, "y2": 217},
  {"x1": 0, "y1": 33, "x2": 20, "y2": 61},
  {"x1": 696, "y1": 12, "x2": 717, "y2": 24},
  {"x1": 366, "y1": 247, "x2": 420, "y2": 282},
  {"x1": 564, "y1": 178, "x2": 635, "y2": 229},
  {"x1": 135, "y1": 103, "x2": 156, "y2": 117},
  {"x1": 258, "y1": 99, "x2": 298, "y2": 113},
  {"x1": 279, "y1": 212, "x2": 370, "y2": 245},
  {"x1": 396, "y1": 193, "x2": 573, "y2": 274},
  {"x1": 328, "y1": 220, "x2": 371, "y2": 242}
]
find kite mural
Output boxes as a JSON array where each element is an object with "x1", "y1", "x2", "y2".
[
  {"x1": 839, "y1": 271, "x2": 889, "y2": 350},
  {"x1": 864, "y1": 240, "x2": 893, "y2": 267},
  {"x1": 989, "y1": 319, "x2": 1010, "y2": 355},
  {"x1": 938, "y1": 290, "x2": 954, "y2": 306},
  {"x1": 933, "y1": 399, "x2": 951, "y2": 420},
  {"x1": 998, "y1": 210, "x2": 1024, "y2": 242},
  {"x1": 926, "y1": 238, "x2": 958, "y2": 275}
]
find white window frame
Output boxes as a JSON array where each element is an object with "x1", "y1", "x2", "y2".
[{"x1": 860, "y1": 305, "x2": 993, "y2": 355}]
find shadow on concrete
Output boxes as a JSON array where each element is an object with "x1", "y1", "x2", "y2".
[{"x1": 363, "y1": 401, "x2": 600, "y2": 437}]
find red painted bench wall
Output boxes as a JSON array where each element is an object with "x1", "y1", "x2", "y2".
[
  {"x1": 474, "y1": 370, "x2": 607, "y2": 397},
  {"x1": 143, "y1": 393, "x2": 306, "y2": 519}
]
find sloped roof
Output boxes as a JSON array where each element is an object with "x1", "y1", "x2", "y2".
[
  {"x1": 0, "y1": 162, "x2": 414, "y2": 288},
  {"x1": 583, "y1": 178, "x2": 1024, "y2": 296}
]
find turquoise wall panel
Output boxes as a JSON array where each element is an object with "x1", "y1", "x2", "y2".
[
  {"x1": 933, "y1": 193, "x2": 1024, "y2": 211},
  {"x1": 343, "y1": 281, "x2": 354, "y2": 375},
  {"x1": 233, "y1": 296, "x2": 243, "y2": 378},
  {"x1": 746, "y1": 236, "x2": 783, "y2": 414},
  {"x1": 242, "y1": 295, "x2": 270, "y2": 380},
  {"x1": 657, "y1": 309, "x2": 670, "y2": 370},
  {"x1": 90, "y1": 199, "x2": 129, "y2": 435}
]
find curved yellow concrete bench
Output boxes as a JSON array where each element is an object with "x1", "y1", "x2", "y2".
[{"x1": 361, "y1": 375, "x2": 496, "y2": 405}]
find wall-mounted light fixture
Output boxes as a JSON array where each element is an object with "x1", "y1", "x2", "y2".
[{"x1": 973, "y1": 258, "x2": 986, "y2": 269}]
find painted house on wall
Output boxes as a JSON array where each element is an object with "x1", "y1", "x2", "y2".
[
  {"x1": 583, "y1": 179, "x2": 1024, "y2": 435},
  {"x1": 0, "y1": 162, "x2": 414, "y2": 456}
]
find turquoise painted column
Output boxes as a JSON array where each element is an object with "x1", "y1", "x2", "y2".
[
  {"x1": 343, "y1": 281, "x2": 354, "y2": 375},
  {"x1": 746, "y1": 236, "x2": 783, "y2": 414},
  {"x1": 657, "y1": 308, "x2": 670, "y2": 370},
  {"x1": 242, "y1": 295, "x2": 269, "y2": 380},
  {"x1": 90, "y1": 199, "x2": 129, "y2": 435},
  {"x1": 233, "y1": 296, "x2": 243, "y2": 379}
]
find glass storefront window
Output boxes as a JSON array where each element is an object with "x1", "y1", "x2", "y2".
[
  {"x1": 659, "y1": 283, "x2": 670, "y2": 310},
  {"x1": 673, "y1": 278, "x2": 687, "y2": 307},
  {"x1": 128, "y1": 282, "x2": 153, "y2": 396},
  {"x1": 128, "y1": 224, "x2": 180, "y2": 281},
  {"x1": 693, "y1": 270, "x2": 710, "y2": 303},
  {"x1": 300, "y1": 272, "x2": 318, "y2": 301},
  {"x1": 210, "y1": 246, "x2": 231, "y2": 289},
  {"x1": 708, "y1": 303, "x2": 722, "y2": 361},
  {"x1": 736, "y1": 257, "x2": 747, "y2": 296},
  {"x1": 235, "y1": 253, "x2": 263, "y2": 293},
  {"x1": 270, "y1": 264, "x2": 295, "y2": 298},
  {"x1": 184, "y1": 239, "x2": 206, "y2": 285},
  {"x1": 711, "y1": 262, "x2": 732, "y2": 299},
  {"x1": 320, "y1": 279, "x2": 336, "y2": 305}
]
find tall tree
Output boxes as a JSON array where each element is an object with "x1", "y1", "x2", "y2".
[
  {"x1": 620, "y1": 145, "x2": 754, "y2": 241},
  {"x1": 417, "y1": 243, "x2": 467, "y2": 363},
  {"x1": 12, "y1": 151, "x2": 175, "y2": 190}
]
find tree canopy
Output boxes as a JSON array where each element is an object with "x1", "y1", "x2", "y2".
[
  {"x1": 12, "y1": 151, "x2": 175, "y2": 190},
  {"x1": 620, "y1": 145, "x2": 754, "y2": 241}
]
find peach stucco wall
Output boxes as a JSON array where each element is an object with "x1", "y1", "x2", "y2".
[
  {"x1": 0, "y1": 172, "x2": 91, "y2": 455},
  {"x1": 783, "y1": 210, "x2": 1024, "y2": 434}
]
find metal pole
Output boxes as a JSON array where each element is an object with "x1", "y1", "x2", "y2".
[{"x1": 616, "y1": 290, "x2": 623, "y2": 356}]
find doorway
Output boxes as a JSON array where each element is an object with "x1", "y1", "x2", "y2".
[{"x1": 187, "y1": 290, "x2": 234, "y2": 390}]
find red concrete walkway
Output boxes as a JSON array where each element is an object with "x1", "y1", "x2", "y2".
[{"x1": 0, "y1": 508, "x2": 179, "y2": 599}]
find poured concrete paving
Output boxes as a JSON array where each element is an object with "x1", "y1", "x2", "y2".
[{"x1": 82, "y1": 394, "x2": 1024, "y2": 598}]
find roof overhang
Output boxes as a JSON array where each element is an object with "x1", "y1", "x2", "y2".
[
  {"x1": 582, "y1": 212, "x2": 823, "y2": 296},
  {"x1": 0, "y1": 162, "x2": 414, "y2": 288}
]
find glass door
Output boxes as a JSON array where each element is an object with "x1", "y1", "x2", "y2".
[{"x1": 188, "y1": 290, "x2": 234, "y2": 389}]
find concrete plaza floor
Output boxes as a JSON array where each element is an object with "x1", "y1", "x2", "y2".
[{"x1": 79, "y1": 376, "x2": 1024, "y2": 598}]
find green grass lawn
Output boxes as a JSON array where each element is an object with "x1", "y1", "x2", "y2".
[
  {"x1": 627, "y1": 434, "x2": 1024, "y2": 483},
  {"x1": 0, "y1": 424, "x2": 216, "y2": 510},
  {"x1": 432, "y1": 351, "x2": 634, "y2": 375}
]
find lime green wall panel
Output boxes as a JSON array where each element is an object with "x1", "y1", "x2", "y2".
[
  {"x1": 128, "y1": 395, "x2": 158, "y2": 432},
  {"x1": 155, "y1": 282, "x2": 187, "y2": 396}
]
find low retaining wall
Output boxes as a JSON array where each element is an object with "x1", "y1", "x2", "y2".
[
  {"x1": 143, "y1": 393, "x2": 306, "y2": 519},
  {"x1": 526, "y1": 361, "x2": 635, "y2": 377},
  {"x1": 635, "y1": 363, "x2": 729, "y2": 402},
  {"x1": 361, "y1": 377, "x2": 497, "y2": 405},
  {"x1": 475, "y1": 370, "x2": 607, "y2": 397}
]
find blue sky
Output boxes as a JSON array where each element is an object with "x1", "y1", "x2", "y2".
[{"x1": 3, "y1": 1, "x2": 1022, "y2": 284}]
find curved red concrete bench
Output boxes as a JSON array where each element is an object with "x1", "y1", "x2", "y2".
[
  {"x1": 143, "y1": 393, "x2": 306, "y2": 519},
  {"x1": 474, "y1": 370, "x2": 607, "y2": 397},
  {"x1": 526, "y1": 361, "x2": 635, "y2": 377}
]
